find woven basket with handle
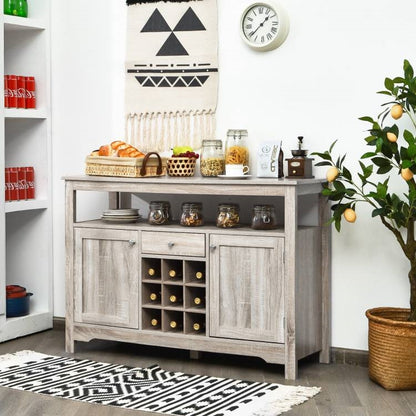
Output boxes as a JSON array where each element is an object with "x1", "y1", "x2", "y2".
[{"x1": 366, "y1": 307, "x2": 416, "y2": 390}]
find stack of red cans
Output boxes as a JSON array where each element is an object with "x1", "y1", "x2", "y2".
[
  {"x1": 4, "y1": 75, "x2": 36, "y2": 109},
  {"x1": 4, "y1": 167, "x2": 35, "y2": 202}
]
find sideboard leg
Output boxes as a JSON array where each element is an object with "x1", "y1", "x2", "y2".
[
  {"x1": 285, "y1": 359, "x2": 298, "y2": 380},
  {"x1": 319, "y1": 193, "x2": 331, "y2": 364},
  {"x1": 189, "y1": 350, "x2": 201, "y2": 360},
  {"x1": 65, "y1": 324, "x2": 74, "y2": 353}
]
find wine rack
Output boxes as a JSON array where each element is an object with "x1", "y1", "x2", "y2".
[{"x1": 142, "y1": 258, "x2": 207, "y2": 336}]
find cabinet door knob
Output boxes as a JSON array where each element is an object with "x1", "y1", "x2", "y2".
[
  {"x1": 128, "y1": 240, "x2": 136, "y2": 247},
  {"x1": 210, "y1": 244, "x2": 217, "y2": 251},
  {"x1": 168, "y1": 241, "x2": 175, "y2": 248}
]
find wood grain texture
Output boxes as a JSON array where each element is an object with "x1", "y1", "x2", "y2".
[
  {"x1": 74, "y1": 228, "x2": 139, "y2": 328},
  {"x1": 209, "y1": 234, "x2": 284, "y2": 343},
  {"x1": 2, "y1": 327, "x2": 416, "y2": 416}
]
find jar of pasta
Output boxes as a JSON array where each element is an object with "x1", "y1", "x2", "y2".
[
  {"x1": 200, "y1": 139, "x2": 225, "y2": 177},
  {"x1": 225, "y1": 129, "x2": 249, "y2": 168},
  {"x1": 216, "y1": 203, "x2": 240, "y2": 228},
  {"x1": 180, "y1": 202, "x2": 204, "y2": 227}
]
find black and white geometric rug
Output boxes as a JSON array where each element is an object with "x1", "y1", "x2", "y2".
[{"x1": 0, "y1": 351, "x2": 320, "y2": 415}]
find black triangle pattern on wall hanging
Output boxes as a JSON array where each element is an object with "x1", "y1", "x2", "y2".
[
  {"x1": 140, "y1": 7, "x2": 206, "y2": 57},
  {"x1": 135, "y1": 75, "x2": 210, "y2": 87}
]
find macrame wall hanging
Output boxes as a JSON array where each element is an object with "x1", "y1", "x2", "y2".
[{"x1": 124, "y1": 0, "x2": 218, "y2": 152}]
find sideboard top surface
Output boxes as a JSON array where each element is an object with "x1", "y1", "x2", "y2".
[{"x1": 63, "y1": 175, "x2": 326, "y2": 196}]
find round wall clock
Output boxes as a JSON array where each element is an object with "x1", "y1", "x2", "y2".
[{"x1": 240, "y1": 1, "x2": 290, "y2": 52}]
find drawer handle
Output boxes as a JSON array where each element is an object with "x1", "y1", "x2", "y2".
[
  {"x1": 210, "y1": 244, "x2": 217, "y2": 251},
  {"x1": 128, "y1": 240, "x2": 136, "y2": 247},
  {"x1": 168, "y1": 242, "x2": 175, "y2": 248}
]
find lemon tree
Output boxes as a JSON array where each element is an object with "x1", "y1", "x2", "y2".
[{"x1": 312, "y1": 59, "x2": 416, "y2": 321}]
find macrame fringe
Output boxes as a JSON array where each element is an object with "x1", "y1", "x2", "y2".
[
  {"x1": 126, "y1": 0, "x2": 200, "y2": 5},
  {"x1": 221, "y1": 384, "x2": 321, "y2": 416},
  {"x1": 126, "y1": 110, "x2": 216, "y2": 152},
  {"x1": 0, "y1": 350, "x2": 51, "y2": 370}
]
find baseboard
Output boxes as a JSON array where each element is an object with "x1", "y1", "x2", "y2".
[{"x1": 52, "y1": 317, "x2": 369, "y2": 367}]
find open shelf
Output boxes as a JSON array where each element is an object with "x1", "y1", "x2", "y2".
[{"x1": 4, "y1": 15, "x2": 46, "y2": 31}]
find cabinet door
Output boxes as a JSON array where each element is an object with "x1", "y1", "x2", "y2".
[
  {"x1": 210, "y1": 235, "x2": 284, "y2": 343},
  {"x1": 74, "y1": 228, "x2": 139, "y2": 328}
]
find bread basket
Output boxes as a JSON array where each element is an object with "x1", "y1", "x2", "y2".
[{"x1": 167, "y1": 157, "x2": 197, "y2": 177}]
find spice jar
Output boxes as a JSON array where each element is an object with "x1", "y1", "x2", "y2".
[
  {"x1": 216, "y1": 203, "x2": 240, "y2": 228},
  {"x1": 251, "y1": 205, "x2": 277, "y2": 230},
  {"x1": 200, "y1": 139, "x2": 225, "y2": 177},
  {"x1": 180, "y1": 202, "x2": 204, "y2": 227},
  {"x1": 148, "y1": 201, "x2": 171, "y2": 225},
  {"x1": 225, "y1": 129, "x2": 249, "y2": 166}
]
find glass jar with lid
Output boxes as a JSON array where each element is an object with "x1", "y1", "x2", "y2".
[
  {"x1": 216, "y1": 203, "x2": 240, "y2": 228},
  {"x1": 200, "y1": 139, "x2": 225, "y2": 177},
  {"x1": 148, "y1": 201, "x2": 171, "y2": 225},
  {"x1": 225, "y1": 129, "x2": 249, "y2": 166},
  {"x1": 251, "y1": 204, "x2": 277, "y2": 230},
  {"x1": 180, "y1": 202, "x2": 204, "y2": 227}
]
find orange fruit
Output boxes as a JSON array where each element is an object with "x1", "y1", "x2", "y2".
[
  {"x1": 387, "y1": 132, "x2": 398, "y2": 142},
  {"x1": 391, "y1": 104, "x2": 403, "y2": 120},
  {"x1": 326, "y1": 166, "x2": 339, "y2": 183},
  {"x1": 343, "y1": 208, "x2": 356, "y2": 223},
  {"x1": 401, "y1": 168, "x2": 414, "y2": 181}
]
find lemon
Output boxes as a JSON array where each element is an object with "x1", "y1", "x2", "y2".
[
  {"x1": 343, "y1": 208, "x2": 356, "y2": 223},
  {"x1": 387, "y1": 132, "x2": 398, "y2": 143},
  {"x1": 391, "y1": 104, "x2": 403, "y2": 120},
  {"x1": 326, "y1": 166, "x2": 339, "y2": 183},
  {"x1": 401, "y1": 168, "x2": 414, "y2": 181}
]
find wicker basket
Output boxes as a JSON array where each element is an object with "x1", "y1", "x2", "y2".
[
  {"x1": 167, "y1": 157, "x2": 196, "y2": 177},
  {"x1": 366, "y1": 307, "x2": 416, "y2": 390},
  {"x1": 86, "y1": 152, "x2": 166, "y2": 178}
]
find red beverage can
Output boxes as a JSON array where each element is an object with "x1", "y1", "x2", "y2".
[
  {"x1": 7, "y1": 75, "x2": 17, "y2": 108},
  {"x1": 17, "y1": 76, "x2": 26, "y2": 108},
  {"x1": 25, "y1": 76, "x2": 36, "y2": 109},
  {"x1": 25, "y1": 166, "x2": 35, "y2": 199},
  {"x1": 9, "y1": 167, "x2": 18, "y2": 201},
  {"x1": 5, "y1": 168, "x2": 10, "y2": 201},
  {"x1": 4, "y1": 75, "x2": 9, "y2": 108},
  {"x1": 17, "y1": 167, "x2": 27, "y2": 200}
]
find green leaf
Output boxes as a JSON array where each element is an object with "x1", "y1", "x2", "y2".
[
  {"x1": 403, "y1": 129, "x2": 415, "y2": 145},
  {"x1": 329, "y1": 140, "x2": 337, "y2": 153},
  {"x1": 377, "y1": 165, "x2": 393, "y2": 174},
  {"x1": 384, "y1": 77, "x2": 394, "y2": 91},
  {"x1": 401, "y1": 159, "x2": 412, "y2": 169},
  {"x1": 361, "y1": 152, "x2": 377, "y2": 159},
  {"x1": 371, "y1": 157, "x2": 390, "y2": 167},
  {"x1": 372, "y1": 208, "x2": 385, "y2": 217},
  {"x1": 342, "y1": 167, "x2": 352, "y2": 181},
  {"x1": 315, "y1": 161, "x2": 333, "y2": 167}
]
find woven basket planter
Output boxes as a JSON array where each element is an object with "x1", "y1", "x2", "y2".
[{"x1": 366, "y1": 307, "x2": 416, "y2": 390}]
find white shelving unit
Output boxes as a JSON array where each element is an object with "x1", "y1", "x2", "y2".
[{"x1": 0, "y1": 0, "x2": 52, "y2": 342}]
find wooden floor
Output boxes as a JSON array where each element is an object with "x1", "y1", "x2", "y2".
[{"x1": 0, "y1": 327, "x2": 415, "y2": 416}]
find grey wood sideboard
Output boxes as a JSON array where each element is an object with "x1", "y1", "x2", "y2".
[{"x1": 64, "y1": 175, "x2": 331, "y2": 380}]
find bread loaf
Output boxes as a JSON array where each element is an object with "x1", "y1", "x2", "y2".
[{"x1": 93, "y1": 141, "x2": 145, "y2": 158}]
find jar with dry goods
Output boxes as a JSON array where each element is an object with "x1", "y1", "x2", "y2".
[
  {"x1": 148, "y1": 201, "x2": 171, "y2": 225},
  {"x1": 251, "y1": 204, "x2": 277, "y2": 230},
  {"x1": 200, "y1": 139, "x2": 225, "y2": 177},
  {"x1": 225, "y1": 129, "x2": 249, "y2": 166},
  {"x1": 216, "y1": 203, "x2": 240, "y2": 228},
  {"x1": 180, "y1": 202, "x2": 203, "y2": 227}
]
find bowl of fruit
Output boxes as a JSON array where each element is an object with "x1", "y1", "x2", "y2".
[{"x1": 167, "y1": 147, "x2": 199, "y2": 177}]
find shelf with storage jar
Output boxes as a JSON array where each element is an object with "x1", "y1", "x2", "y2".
[
  {"x1": 0, "y1": 0, "x2": 52, "y2": 342},
  {"x1": 64, "y1": 175, "x2": 331, "y2": 380}
]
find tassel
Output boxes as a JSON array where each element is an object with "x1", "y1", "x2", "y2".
[{"x1": 126, "y1": 0, "x2": 200, "y2": 5}]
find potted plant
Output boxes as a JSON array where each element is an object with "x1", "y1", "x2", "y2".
[{"x1": 313, "y1": 59, "x2": 416, "y2": 390}]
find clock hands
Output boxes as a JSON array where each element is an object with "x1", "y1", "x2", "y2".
[{"x1": 249, "y1": 14, "x2": 272, "y2": 38}]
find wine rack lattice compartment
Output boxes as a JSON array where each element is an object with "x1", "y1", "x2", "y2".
[{"x1": 142, "y1": 257, "x2": 207, "y2": 335}]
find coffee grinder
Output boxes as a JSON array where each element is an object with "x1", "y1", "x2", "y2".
[{"x1": 286, "y1": 136, "x2": 314, "y2": 178}]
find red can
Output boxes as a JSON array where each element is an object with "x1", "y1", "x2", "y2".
[
  {"x1": 17, "y1": 167, "x2": 27, "y2": 200},
  {"x1": 5, "y1": 168, "x2": 10, "y2": 201},
  {"x1": 9, "y1": 167, "x2": 18, "y2": 201},
  {"x1": 4, "y1": 75, "x2": 9, "y2": 108},
  {"x1": 7, "y1": 75, "x2": 17, "y2": 108},
  {"x1": 25, "y1": 76, "x2": 36, "y2": 109},
  {"x1": 25, "y1": 166, "x2": 35, "y2": 199},
  {"x1": 17, "y1": 76, "x2": 26, "y2": 108}
]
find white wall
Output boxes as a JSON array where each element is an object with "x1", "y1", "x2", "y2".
[{"x1": 51, "y1": 0, "x2": 416, "y2": 351}]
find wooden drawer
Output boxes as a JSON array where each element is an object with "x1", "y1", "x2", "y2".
[{"x1": 141, "y1": 231, "x2": 205, "y2": 257}]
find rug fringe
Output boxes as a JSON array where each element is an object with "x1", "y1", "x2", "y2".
[
  {"x1": 0, "y1": 350, "x2": 50, "y2": 370},
  {"x1": 222, "y1": 384, "x2": 321, "y2": 416}
]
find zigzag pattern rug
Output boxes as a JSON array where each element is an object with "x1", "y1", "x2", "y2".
[{"x1": 0, "y1": 351, "x2": 320, "y2": 415}]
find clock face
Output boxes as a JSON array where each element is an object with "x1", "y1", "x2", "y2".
[{"x1": 240, "y1": 2, "x2": 289, "y2": 51}]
